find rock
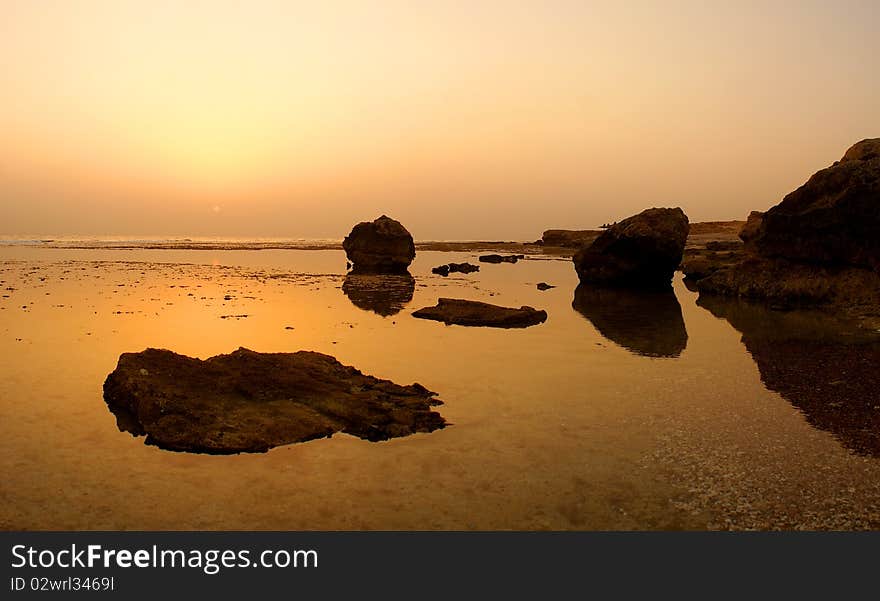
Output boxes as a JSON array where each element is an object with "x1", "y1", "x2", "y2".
[
  {"x1": 103, "y1": 347, "x2": 446, "y2": 454},
  {"x1": 412, "y1": 298, "x2": 547, "y2": 328},
  {"x1": 536, "y1": 282, "x2": 555, "y2": 290},
  {"x1": 738, "y1": 211, "x2": 764, "y2": 245},
  {"x1": 342, "y1": 215, "x2": 415, "y2": 274},
  {"x1": 449, "y1": 262, "x2": 480, "y2": 274},
  {"x1": 696, "y1": 254, "x2": 880, "y2": 320},
  {"x1": 696, "y1": 140, "x2": 880, "y2": 325},
  {"x1": 698, "y1": 294, "x2": 880, "y2": 456},
  {"x1": 432, "y1": 262, "x2": 480, "y2": 276},
  {"x1": 573, "y1": 207, "x2": 690, "y2": 288},
  {"x1": 479, "y1": 254, "x2": 524, "y2": 264},
  {"x1": 705, "y1": 240, "x2": 743, "y2": 251},
  {"x1": 342, "y1": 273, "x2": 415, "y2": 316},
  {"x1": 541, "y1": 229, "x2": 601, "y2": 248},
  {"x1": 572, "y1": 284, "x2": 688, "y2": 357},
  {"x1": 681, "y1": 251, "x2": 742, "y2": 281},
  {"x1": 751, "y1": 139, "x2": 880, "y2": 271},
  {"x1": 681, "y1": 256, "x2": 721, "y2": 281}
]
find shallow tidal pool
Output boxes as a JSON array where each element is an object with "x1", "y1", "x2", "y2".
[{"x1": 1, "y1": 246, "x2": 879, "y2": 530}]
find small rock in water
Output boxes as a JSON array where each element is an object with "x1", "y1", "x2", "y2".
[
  {"x1": 431, "y1": 262, "x2": 480, "y2": 277},
  {"x1": 479, "y1": 254, "x2": 524, "y2": 264},
  {"x1": 536, "y1": 282, "x2": 555, "y2": 290},
  {"x1": 412, "y1": 298, "x2": 547, "y2": 328}
]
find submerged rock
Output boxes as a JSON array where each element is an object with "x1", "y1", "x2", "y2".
[
  {"x1": 751, "y1": 139, "x2": 880, "y2": 271},
  {"x1": 412, "y1": 298, "x2": 547, "y2": 328},
  {"x1": 572, "y1": 284, "x2": 688, "y2": 357},
  {"x1": 343, "y1": 215, "x2": 415, "y2": 274},
  {"x1": 479, "y1": 254, "x2": 524, "y2": 264},
  {"x1": 342, "y1": 273, "x2": 415, "y2": 316},
  {"x1": 574, "y1": 207, "x2": 689, "y2": 288},
  {"x1": 103, "y1": 348, "x2": 446, "y2": 454}
]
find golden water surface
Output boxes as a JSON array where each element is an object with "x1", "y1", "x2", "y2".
[{"x1": 1, "y1": 247, "x2": 879, "y2": 530}]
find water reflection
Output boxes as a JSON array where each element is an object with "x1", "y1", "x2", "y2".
[
  {"x1": 571, "y1": 284, "x2": 688, "y2": 357},
  {"x1": 342, "y1": 273, "x2": 415, "y2": 317},
  {"x1": 698, "y1": 294, "x2": 880, "y2": 456}
]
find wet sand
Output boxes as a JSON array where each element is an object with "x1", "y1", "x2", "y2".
[{"x1": 1, "y1": 242, "x2": 879, "y2": 530}]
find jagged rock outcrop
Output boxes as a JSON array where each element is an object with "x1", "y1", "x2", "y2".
[
  {"x1": 750, "y1": 139, "x2": 880, "y2": 270},
  {"x1": 697, "y1": 139, "x2": 880, "y2": 325}
]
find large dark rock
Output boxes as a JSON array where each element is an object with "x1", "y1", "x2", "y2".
[
  {"x1": 574, "y1": 207, "x2": 689, "y2": 288},
  {"x1": 696, "y1": 140, "x2": 880, "y2": 325},
  {"x1": 698, "y1": 294, "x2": 880, "y2": 456},
  {"x1": 343, "y1": 215, "x2": 415, "y2": 274},
  {"x1": 103, "y1": 348, "x2": 446, "y2": 454},
  {"x1": 342, "y1": 273, "x2": 415, "y2": 316},
  {"x1": 751, "y1": 139, "x2": 880, "y2": 271},
  {"x1": 412, "y1": 298, "x2": 547, "y2": 328},
  {"x1": 572, "y1": 284, "x2": 688, "y2": 357}
]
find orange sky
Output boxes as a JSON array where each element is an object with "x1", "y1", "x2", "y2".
[{"x1": 1, "y1": 1, "x2": 878, "y2": 239}]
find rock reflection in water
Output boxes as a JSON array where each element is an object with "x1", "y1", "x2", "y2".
[
  {"x1": 571, "y1": 284, "x2": 688, "y2": 357},
  {"x1": 698, "y1": 294, "x2": 880, "y2": 456},
  {"x1": 342, "y1": 273, "x2": 415, "y2": 317}
]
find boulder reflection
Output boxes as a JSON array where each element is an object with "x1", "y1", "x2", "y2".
[
  {"x1": 697, "y1": 294, "x2": 880, "y2": 457},
  {"x1": 342, "y1": 273, "x2": 415, "y2": 317},
  {"x1": 572, "y1": 284, "x2": 688, "y2": 358}
]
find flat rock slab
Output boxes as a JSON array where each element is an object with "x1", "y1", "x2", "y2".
[
  {"x1": 412, "y1": 298, "x2": 547, "y2": 328},
  {"x1": 479, "y1": 254, "x2": 524, "y2": 264},
  {"x1": 103, "y1": 348, "x2": 446, "y2": 454}
]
